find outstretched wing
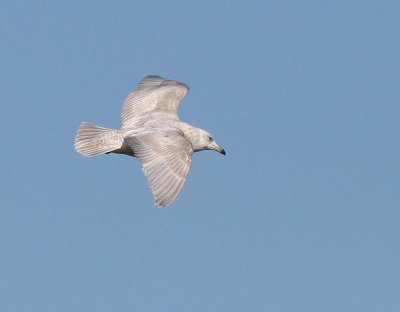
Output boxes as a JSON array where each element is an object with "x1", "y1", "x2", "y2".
[
  {"x1": 125, "y1": 132, "x2": 193, "y2": 207},
  {"x1": 121, "y1": 76, "x2": 189, "y2": 127}
]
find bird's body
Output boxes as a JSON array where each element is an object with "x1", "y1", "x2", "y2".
[{"x1": 74, "y1": 76, "x2": 225, "y2": 207}]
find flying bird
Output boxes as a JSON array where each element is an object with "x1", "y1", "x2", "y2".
[{"x1": 74, "y1": 75, "x2": 225, "y2": 207}]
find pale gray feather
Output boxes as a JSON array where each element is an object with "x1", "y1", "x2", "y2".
[
  {"x1": 74, "y1": 122, "x2": 124, "y2": 157},
  {"x1": 121, "y1": 75, "x2": 189, "y2": 128},
  {"x1": 125, "y1": 132, "x2": 193, "y2": 207}
]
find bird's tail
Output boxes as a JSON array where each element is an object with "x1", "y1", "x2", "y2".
[{"x1": 74, "y1": 122, "x2": 124, "y2": 157}]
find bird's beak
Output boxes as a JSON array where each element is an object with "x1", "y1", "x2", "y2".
[{"x1": 211, "y1": 142, "x2": 226, "y2": 155}]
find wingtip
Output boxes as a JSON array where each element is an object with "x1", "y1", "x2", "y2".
[{"x1": 155, "y1": 201, "x2": 168, "y2": 208}]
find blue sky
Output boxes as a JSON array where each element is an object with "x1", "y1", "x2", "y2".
[{"x1": 1, "y1": 1, "x2": 399, "y2": 311}]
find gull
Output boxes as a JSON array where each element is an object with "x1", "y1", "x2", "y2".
[{"x1": 74, "y1": 75, "x2": 225, "y2": 207}]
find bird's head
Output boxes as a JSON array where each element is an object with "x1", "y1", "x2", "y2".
[{"x1": 192, "y1": 129, "x2": 225, "y2": 155}]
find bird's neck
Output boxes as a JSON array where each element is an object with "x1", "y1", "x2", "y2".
[{"x1": 179, "y1": 123, "x2": 203, "y2": 152}]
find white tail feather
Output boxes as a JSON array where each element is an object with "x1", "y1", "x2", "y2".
[{"x1": 74, "y1": 122, "x2": 124, "y2": 157}]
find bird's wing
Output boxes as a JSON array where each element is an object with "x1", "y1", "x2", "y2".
[
  {"x1": 125, "y1": 132, "x2": 193, "y2": 207},
  {"x1": 121, "y1": 76, "x2": 189, "y2": 127}
]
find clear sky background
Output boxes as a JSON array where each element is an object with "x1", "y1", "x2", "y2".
[{"x1": 1, "y1": 1, "x2": 399, "y2": 311}]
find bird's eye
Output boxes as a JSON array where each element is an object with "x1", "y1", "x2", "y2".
[{"x1": 208, "y1": 136, "x2": 213, "y2": 142}]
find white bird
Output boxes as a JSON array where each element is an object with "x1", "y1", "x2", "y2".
[{"x1": 74, "y1": 75, "x2": 225, "y2": 207}]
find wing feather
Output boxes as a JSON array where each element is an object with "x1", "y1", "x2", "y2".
[
  {"x1": 121, "y1": 76, "x2": 189, "y2": 127},
  {"x1": 125, "y1": 132, "x2": 193, "y2": 207}
]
